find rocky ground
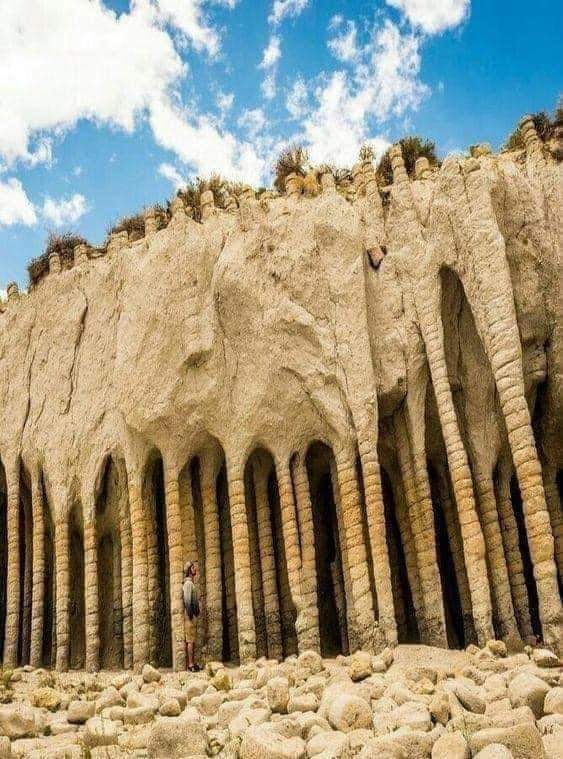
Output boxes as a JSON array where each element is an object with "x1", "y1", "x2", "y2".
[{"x1": 0, "y1": 642, "x2": 561, "y2": 758}]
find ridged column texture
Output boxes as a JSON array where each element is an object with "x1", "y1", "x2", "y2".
[
  {"x1": 226, "y1": 460, "x2": 256, "y2": 661},
  {"x1": 84, "y1": 512, "x2": 99, "y2": 672},
  {"x1": 542, "y1": 464, "x2": 563, "y2": 589},
  {"x1": 329, "y1": 457, "x2": 355, "y2": 653},
  {"x1": 416, "y1": 282, "x2": 494, "y2": 645},
  {"x1": 473, "y1": 468, "x2": 520, "y2": 640},
  {"x1": 3, "y1": 463, "x2": 20, "y2": 667},
  {"x1": 128, "y1": 469, "x2": 150, "y2": 670},
  {"x1": 392, "y1": 477, "x2": 424, "y2": 630},
  {"x1": 334, "y1": 448, "x2": 377, "y2": 651},
  {"x1": 120, "y1": 490, "x2": 133, "y2": 670},
  {"x1": 54, "y1": 518, "x2": 69, "y2": 671},
  {"x1": 21, "y1": 494, "x2": 33, "y2": 665},
  {"x1": 495, "y1": 457, "x2": 534, "y2": 640},
  {"x1": 395, "y1": 414, "x2": 447, "y2": 646},
  {"x1": 164, "y1": 461, "x2": 186, "y2": 671},
  {"x1": 29, "y1": 473, "x2": 44, "y2": 668},
  {"x1": 253, "y1": 461, "x2": 282, "y2": 659},
  {"x1": 291, "y1": 456, "x2": 320, "y2": 652},
  {"x1": 200, "y1": 458, "x2": 223, "y2": 661},
  {"x1": 357, "y1": 441, "x2": 397, "y2": 647},
  {"x1": 464, "y1": 163, "x2": 562, "y2": 650}
]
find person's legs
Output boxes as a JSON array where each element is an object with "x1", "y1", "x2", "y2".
[{"x1": 187, "y1": 640, "x2": 195, "y2": 668}]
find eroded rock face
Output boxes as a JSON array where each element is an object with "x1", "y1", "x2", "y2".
[{"x1": 0, "y1": 119, "x2": 561, "y2": 684}]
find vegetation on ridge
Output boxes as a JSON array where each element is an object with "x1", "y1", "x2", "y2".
[
  {"x1": 27, "y1": 232, "x2": 88, "y2": 287},
  {"x1": 376, "y1": 137, "x2": 439, "y2": 186}
]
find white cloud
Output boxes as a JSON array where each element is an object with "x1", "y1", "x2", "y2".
[
  {"x1": 385, "y1": 0, "x2": 470, "y2": 34},
  {"x1": 158, "y1": 162, "x2": 186, "y2": 190},
  {"x1": 154, "y1": 0, "x2": 229, "y2": 56},
  {"x1": 298, "y1": 19, "x2": 427, "y2": 166},
  {"x1": 42, "y1": 193, "x2": 88, "y2": 227},
  {"x1": 0, "y1": 178, "x2": 37, "y2": 227},
  {"x1": 260, "y1": 35, "x2": 282, "y2": 69},
  {"x1": 286, "y1": 78, "x2": 309, "y2": 118},
  {"x1": 328, "y1": 20, "x2": 360, "y2": 63},
  {"x1": 149, "y1": 99, "x2": 266, "y2": 184},
  {"x1": 269, "y1": 0, "x2": 309, "y2": 25},
  {"x1": 237, "y1": 109, "x2": 266, "y2": 139},
  {"x1": 216, "y1": 91, "x2": 234, "y2": 113}
]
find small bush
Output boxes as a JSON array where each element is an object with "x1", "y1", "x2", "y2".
[
  {"x1": 273, "y1": 144, "x2": 309, "y2": 192},
  {"x1": 376, "y1": 136, "x2": 439, "y2": 186},
  {"x1": 28, "y1": 232, "x2": 87, "y2": 287},
  {"x1": 108, "y1": 212, "x2": 145, "y2": 242}
]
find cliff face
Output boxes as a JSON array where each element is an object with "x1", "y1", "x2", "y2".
[{"x1": 0, "y1": 118, "x2": 561, "y2": 673}]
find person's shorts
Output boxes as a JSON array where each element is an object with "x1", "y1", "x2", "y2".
[{"x1": 184, "y1": 614, "x2": 197, "y2": 643}]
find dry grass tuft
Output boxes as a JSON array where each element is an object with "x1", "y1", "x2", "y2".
[
  {"x1": 28, "y1": 232, "x2": 87, "y2": 287},
  {"x1": 273, "y1": 145, "x2": 309, "y2": 192},
  {"x1": 376, "y1": 137, "x2": 439, "y2": 186}
]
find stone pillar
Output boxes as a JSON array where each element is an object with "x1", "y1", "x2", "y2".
[
  {"x1": 334, "y1": 447, "x2": 377, "y2": 651},
  {"x1": 356, "y1": 440, "x2": 397, "y2": 648},
  {"x1": 414, "y1": 157, "x2": 431, "y2": 179},
  {"x1": 74, "y1": 243, "x2": 89, "y2": 266},
  {"x1": 352, "y1": 162, "x2": 365, "y2": 197},
  {"x1": 7, "y1": 282, "x2": 19, "y2": 304},
  {"x1": 320, "y1": 172, "x2": 336, "y2": 195},
  {"x1": 144, "y1": 207, "x2": 157, "y2": 240},
  {"x1": 200, "y1": 457, "x2": 223, "y2": 661},
  {"x1": 107, "y1": 231, "x2": 128, "y2": 256},
  {"x1": 49, "y1": 251, "x2": 61, "y2": 274},
  {"x1": 473, "y1": 467, "x2": 520, "y2": 641},
  {"x1": 29, "y1": 471, "x2": 45, "y2": 668},
  {"x1": 224, "y1": 194, "x2": 238, "y2": 213},
  {"x1": 285, "y1": 173, "x2": 302, "y2": 198},
  {"x1": 290, "y1": 454, "x2": 320, "y2": 652},
  {"x1": 3, "y1": 462, "x2": 20, "y2": 667},
  {"x1": 84, "y1": 505, "x2": 99, "y2": 672},
  {"x1": 200, "y1": 190, "x2": 215, "y2": 221},
  {"x1": 394, "y1": 412, "x2": 447, "y2": 646},
  {"x1": 252, "y1": 458, "x2": 283, "y2": 659},
  {"x1": 54, "y1": 517, "x2": 70, "y2": 671},
  {"x1": 170, "y1": 196, "x2": 186, "y2": 220},
  {"x1": 163, "y1": 460, "x2": 186, "y2": 671},
  {"x1": 120, "y1": 489, "x2": 133, "y2": 670},
  {"x1": 225, "y1": 457, "x2": 256, "y2": 661},
  {"x1": 127, "y1": 467, "x2": 150, "y2": 670}
]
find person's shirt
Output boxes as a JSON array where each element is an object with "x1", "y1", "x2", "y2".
[{"x1": 182, "y1": 577, "x2": 200, "y2": 619}]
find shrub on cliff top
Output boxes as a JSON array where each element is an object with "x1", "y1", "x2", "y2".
[
  {"x1": 376, "y1": 137, "x2": 439, "y2": 186},
  {"x1": 273, "y1": 144, "x2": 309, "y2": 192},
  {"x1": 503, "y1": 111, "x2": 553, "y2": 151},
  {"x1": 27, "y1": 232, "x2": 88, "y2": 287},
  {"x1": 109, "y1": 212, "x2": 145, "y2": 242}
]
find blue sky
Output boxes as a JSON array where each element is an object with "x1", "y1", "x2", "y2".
[{"x1": 0, "y1": 0, "x2": 561, "y2": 286}]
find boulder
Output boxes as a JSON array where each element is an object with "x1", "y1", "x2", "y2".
[
  {"x1": 509, "y1": 672, "x2": 549, "y2": 718},
  {"x1": 298, "y1": 651, "x2": 324, "y2": 677},
  {"x1": 95, "y1": 687, "x2": 124, "y2": 713},
  {"x1": 142, "y1": 664, "x2": 161, "y2": 684},
  {"x1": 532, "y1": 649, "x2": 560, "y2": 668},
  {"x1": 288, "y1": 693, "x2": 319, "y2": 714},
  {"x1": 306, "y1": 729, "x2": 349, "y2": 757},
  {"x1": 327, "y1": 694, "x2": 373, "y2": 732},
  {"x1": 185, "y1": 678, "x2": 208, "y2": 699},
  {"x1": 469, "y1": 723, "x2": 545, "y2": 759},
  {"x1": 267, "y1": 677, "x2": 290, "y2": 714},
  {"x1": 147, "y1": 716, "x2": 207, "y2": 758},
  {"x1": 67, "y1": 700, "x2": 96, "y2": 724},
  {"x1": 123, "y1": 706, "x2": 155, "y2": 725},
  {"x1": 487, "y1": 641, "x2": 508, "y2": 658},
  {"x1": 240, "y1": 723, "x2": 306, "y2": 759},
  {"x1": 474, "y1": 745, "x2": 514, "y2": 759},
  {"x1": 30, "y1": 687, "x2": 62, "y2": 712},
  {"x1": 542, "y1": 733, "x2": 563, "y2": 759},
  {"x1": 349, "y1": 652, "x2": 373, "y2": 682},
  {"x1": 429, "y1": 691, "x2": 450, "y2": 725},
  {"x1": 544, "y1": 687, "x2": 563, "y2": 715},
  {"x1": 159, "y1": 699, "x2": 181, "y2": 717},
  {"x1": 212, "y1": 669, "x2": 233, "y2": 692},
  {"x1": 0, "y1": 704, "x2": 36, "y2": 739},
  {"x1": 228, "y1": 707, "x2": 271, "y2": 739},
  {"x1": 449, "y1": 679, "x2": 486, "y2": 713},
  {"x1": 431, "y1": 731, "x2": 469, "y2": 759},
  {"x1": 82, "y1": 717, "x2": 118, "y2": 748}
]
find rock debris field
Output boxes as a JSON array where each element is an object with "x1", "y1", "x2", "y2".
[{"x1": 0, "y1": 643, "x2": 562, "y2": 758}]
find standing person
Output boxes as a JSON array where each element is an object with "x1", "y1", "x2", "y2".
[{"x1": 182, "y1": 561, "x2": 201, "y2": 672}]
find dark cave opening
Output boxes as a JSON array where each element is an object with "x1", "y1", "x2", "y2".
[
  {"x1": 510, "y1": 475, "x2": 542, "y2": 639},
  {"x1": 306, "y1": 442, "x2": 348, "y2": 657},
  {"x1": 381, "y1": 467, "x2": 420, "y2": 644}
]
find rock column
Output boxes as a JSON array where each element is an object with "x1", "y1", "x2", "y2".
[
  {"x1": 127, "y1": 466, "x2": 150, "y2": 670},
  {"x1": 54, "y1": 517, "x2": 69, "y2": 671},
  {"x1": 164, "y1": 460, "x2": 186, "y2": 671},
  {"x1": 3, "y1": 462, "x2": 20, "y2": 667},
  {"x1": 29, "y1": 471, "x2": 45, "y2": 668},
  {"x1": 226, "y1": 458, "x2": 256, "y2": 661},
  {"x1": 84, "y1": 505, "x2": 99, "y2": 672},
  {"x1": 200, "y1": 457, "x2": 223, "y2": 661}
]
